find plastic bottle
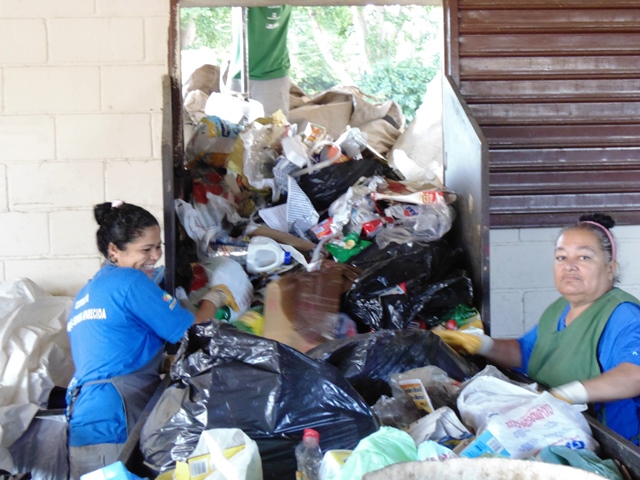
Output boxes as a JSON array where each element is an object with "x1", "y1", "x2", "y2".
[
  {"x1": 245, "y1": 236, "x2": 291, "y2": 274},
  {"x1": 295, "y1": 428, "x2": 322, "y2": 480}
]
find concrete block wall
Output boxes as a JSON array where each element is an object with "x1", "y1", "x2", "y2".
[
  {"x1": 490, "y1": 225, "x2": 640, "y2": 339},
  {"x1": 0, "y1": 0, "x2": 169, "y2": 296}
]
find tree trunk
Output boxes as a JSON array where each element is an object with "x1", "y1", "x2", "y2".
[
  {"x1": 308, "y1": 8, "x2": 354, "y2": 87},
  {"x1": 351, "y1": 6, "x2": 372, "y2": 75}
]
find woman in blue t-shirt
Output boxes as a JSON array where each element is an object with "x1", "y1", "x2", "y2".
[
  {"x1": 67, "y1": 201, "x2": 236, "y2": 479},
  {"x1": 436, "y1": 213, "x2": 640, "y2": 443}
]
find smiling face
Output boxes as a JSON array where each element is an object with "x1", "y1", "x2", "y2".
[
  {"x1": 554, "y1": 228, "x2": 616, "y2": 307},
  {"x1": 108, "y1": 225, "x2": 162, "y2": 279}
]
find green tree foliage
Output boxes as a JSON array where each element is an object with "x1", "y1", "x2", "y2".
[
  {"x1": 180, "y1": 7, "x2": 232, "y2": 65},
  {"x1": 359, "y1": 58, "x2": 441, "y2": 123},
  {"x1": 181, "y1": 5, "x2": 441, "y2": 124}
]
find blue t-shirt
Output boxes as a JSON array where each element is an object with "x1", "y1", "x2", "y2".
[
  {"x1": 67, "y1": 265, "x2": 194, "y2": 446},
  {"x1": 518, "y1": 302, "x2": 640, "y2": 442}
]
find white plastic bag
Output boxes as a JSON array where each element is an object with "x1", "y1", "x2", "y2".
[
  {"x1": 457, "y1": 376, "x2": 597, "y2": 459},
  {"x1": 407, "y1": 406, "x2": 472, "y2": 449},
  {"x1": 0, "y1": 278, "x2": 74, "y2": 474},
  {"x1": 175, "y1": 428, "x2": 262, "y2": 480},
  {"x1": 188, "y1": 257, "x2": 253, "y2": 321}
]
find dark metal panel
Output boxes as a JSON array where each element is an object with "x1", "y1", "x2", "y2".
[
  {"x1": 443, "y1": 75, "x2": 491, "y2": 334},
  {"x1": 162, "y1": 76, "x2": 177, "y2": 295}
]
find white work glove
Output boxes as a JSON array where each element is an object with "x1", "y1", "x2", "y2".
[
  {"x1": 200, "y1": 284, "x2": 240, "y2": 312},
  {"x1": 433, "y1": 329, "x2": 495, "y2": 356},
  {"x1": 550, "y1": 381, "x2": 589, "y2": 404}
]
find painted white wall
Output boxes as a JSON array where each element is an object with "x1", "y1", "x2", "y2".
[
  {"x1": 2, "y1": 0, "x2": 637, "y2": 331},
  {"x1": 0, "y1": 0, "x2": 169, "y2": 296},
  {"x1": 490, "y1": 225, "x2": 640, "y2": 339}
]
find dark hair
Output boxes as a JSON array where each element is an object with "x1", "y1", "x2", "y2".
[
  {"x1": 558, "y1": 213, "x2": 616, "y2": 263},
  {"x1": 94, "y1": 202, "x2": 159, "y2": 258}
]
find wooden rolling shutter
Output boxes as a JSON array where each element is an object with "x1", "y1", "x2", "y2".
[{"x1": 445, "y1": 0, "x2": 640, "y2": 227}]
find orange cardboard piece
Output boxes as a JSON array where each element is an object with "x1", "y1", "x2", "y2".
[
  {"x1": 262, "y1": 262, "x2": 361, "y2": 353},
  {"x1": 263, "y1": 275, "x2": 319, "y2": 353}
]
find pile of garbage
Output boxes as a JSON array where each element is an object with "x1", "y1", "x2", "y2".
[
  {"x1": 135, "y1": 87, "x2": 623, "y2": 479},
  {"x1": 140, "y1": 337, "x2": 622, "y2": 480},
  {"x1": 174, "y1": 84, "x2": 465, "y2": 347}
]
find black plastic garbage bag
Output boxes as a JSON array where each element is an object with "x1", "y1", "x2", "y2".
[
  {"x1": 350, "y1": 271, "x2": 474, "y2": 331},
  {"x1": 139, "y1": 322, "x2": 378, "y2": 479},
  {"x1": 297, "y1": 157, "x2": 395, "y2": 212},
  {"x1": 343, "y1": 240, "x2": 471, "y2": 330},
  {"x1": 307, "y1": 329, "x2": 479, "y2": 405}
]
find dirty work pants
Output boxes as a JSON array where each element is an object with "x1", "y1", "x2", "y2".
[
  {"x1": 231, "y1": 76, "x2": 290, "y2": 118},
  {"x1": 69, "y1": 443, "x2": 124, "y2": 479}
]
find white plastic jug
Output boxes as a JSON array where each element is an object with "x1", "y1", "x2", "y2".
[{"x1": 246, "y1": 236, "x2": 291, "y2": 274}]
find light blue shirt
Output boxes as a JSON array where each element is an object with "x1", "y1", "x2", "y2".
[{"x1": 67, "y1": 265, "x2": 194, "y2": 446}]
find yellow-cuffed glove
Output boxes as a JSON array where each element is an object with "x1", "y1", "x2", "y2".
[
  {"x1": 549, "y1": 381, "x2": 589, "y2": 404},
  {"x1": 200, "y1": 284, "x2": 240, "y2": 312},
  {"x1": 433, "y1": 329, "x2": 495, "y2": 356}
]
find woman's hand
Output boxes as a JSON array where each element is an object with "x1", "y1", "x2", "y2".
[
  {"x1": 194, "y1": 285, "x2": 240, "y2": 324},
  {"x1": 434, "y1": 329, "x2": 495, "y2": 355},
  {"x1": 201, "y1": 285, "x2": 239, "y2": 311},
  {"x1": 550, "y1": 381, "x2": 589, "y2": 404}
]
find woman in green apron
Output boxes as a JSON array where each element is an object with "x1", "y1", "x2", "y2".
[{"x1": 437, "y1": 213, "x2": 640, "y2": 443}]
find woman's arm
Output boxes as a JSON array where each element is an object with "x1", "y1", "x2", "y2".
[
  {"x1": 484, "y1": 339, "x2": 523, "y2": 371},
  {"x1": 434, "y1": 330, "x2": 523, "y2": 370},
  {"x1": 194, "y1": 298, "x2": 218, "y2": 324},
  {"x1": 193, "y1": 285, "x2": 239, "y2": 325},
  {"x1": 582, "y1": 362, "x2": 640, "y2": 402}
]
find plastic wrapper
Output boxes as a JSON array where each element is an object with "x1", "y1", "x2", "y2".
[
  {"x1": 371, "y1": 395, "x2": 422, "y2": 430},
  {"x1": 343, "y1": 240, "x2": 473, "y2": 330},
  {"x1": 307, "y1": 329, "x2": 479, "y2": 405},
  {"x1": 139, "y1": 322, "x2": 378, "y2": 479},
  {"x1": 406, "y1": 407, "x2": 472, "y2": 449},
  {"x1": 240, "y1": 122, "x2": 283, "y2": 201},
  {"x1": 184, "y1": 116, "x2": 244, "y2": 169},
  {"x1": 383, "y1": 200, "x2": 454, "y2": 242},
  {"x1": 390, "y1": 366, "x2": 461, "y2": 413}
]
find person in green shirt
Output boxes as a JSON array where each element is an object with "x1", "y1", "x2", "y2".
[
  {"x1": 436, "y1": 213, "x2": 640, "y2": 443},
  {"x1": 228, "y1": 6, "x2": 292, "y2": 117}
]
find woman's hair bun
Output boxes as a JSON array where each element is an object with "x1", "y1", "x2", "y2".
[
  {"x1": 579, "y1": 212, "x2": 615, "y2": 230},
  {"x1": 93, "y1": 202, "x2": 114, "y2": 226}
]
